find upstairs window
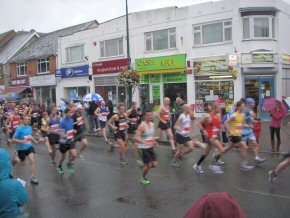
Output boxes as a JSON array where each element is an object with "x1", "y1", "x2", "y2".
[
  {"x1": 100, "y1": 38, "x2": 123, "y2": 58},
  {"x1": 243, "y1": 16, "x2": 275, "y2": 39},
  {"x1": 37, "y1": 58, "x2": 50, "y2": 74},
  {"x1": 145, "y1": 28, "x2": 176, "y2": 51},
  {"x1": 66, "y1": 45, "x2": 84, "y2": 63},
  {"x1": 17, "y1": 62, "x2": 27, "y2": 77}
]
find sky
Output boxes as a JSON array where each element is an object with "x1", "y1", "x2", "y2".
[{"x1": 0, "y1": 0, "x2": 211, "y2": 33}]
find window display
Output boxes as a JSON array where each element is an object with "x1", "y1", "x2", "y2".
[{"x1": 195, "y1": 81, "x2": 234, "y2": 113}]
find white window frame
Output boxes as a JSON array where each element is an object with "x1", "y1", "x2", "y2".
[
  {"x1": 193, "y1": 20, "x2": 232, "y2": 46},
  {"x1": 100, "y1": 38, "x2": 123, "y2": 58},
  {"x1": 145, "y1": 28, "x2": 176, "y2": 52},
  {"x1": 242, "y1": 16, "x2": 276, "y2": 40},
  {"x1": 65, "y1": 45, "x2": 84, "y2": 63},
  {"x1": 16, "y1": 62, "x2": 27, "y2": 77},
  {"x1": 37, "y1": 58, "x2": 50, "y2": 74}
]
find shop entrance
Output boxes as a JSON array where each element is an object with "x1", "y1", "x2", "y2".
[
  {"x1": 164, "y1": 83, "x2": 187, "y2": 108},
  {"x1": 244, "y1": 77, "x2": 274, "y2": 120}
]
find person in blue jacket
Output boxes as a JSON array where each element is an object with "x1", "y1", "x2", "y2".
[{"x1": 0, "y1": 148, "x2": 28, "y2": 218}]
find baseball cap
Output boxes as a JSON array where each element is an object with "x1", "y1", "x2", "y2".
[{"x1": 246, "y1": 98, "x2": 255, "y2": 105}]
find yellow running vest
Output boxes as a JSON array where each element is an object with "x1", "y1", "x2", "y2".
[{"x1": 231, "y1": 112, "x2": 244, "y2": 137}]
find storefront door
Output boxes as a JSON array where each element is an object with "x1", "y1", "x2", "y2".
[
  {"x1": 244, "y1": 77, "x2": 274, "y2": 120},
  {"x1": 163, "y1": 83, "x2": 187, "y2": 108}
]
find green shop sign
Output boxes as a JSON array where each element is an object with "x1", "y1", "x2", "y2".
[
  {"x1": 150, "y1": 74, "x2": 161, "y2": 83},
  {"x1": 252, "y1": 53, "x2": 275, "y2": 63},
  {"x1": 193, "y1": 57, "x2": 231, "y2": 75},
  {"x1": 140, "y1": 75, "x2": 150, "y2": 84},
  {"x1": 163, "y1": 73, "x2": 187, "y2": 83},
  {"x1": 136, "y1": 54, "x2": 186, "y2": 71}
]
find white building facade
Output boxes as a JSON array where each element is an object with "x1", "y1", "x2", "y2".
[{"x1": 56, "y1": 0, "x2": 290, "y2": 119}]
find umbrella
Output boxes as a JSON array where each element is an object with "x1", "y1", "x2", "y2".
[
  {"x1": 263, "y1": 98, "x2": 288, "y2": 117},
  {"x1": 5, "y1": 92, "x2": 20, "y2": 99},
  {"x1": 82, "y1": 93, "x2": 103, "y2": 102},
  {"x1": 61, "y1": 98, "x2": 70, "y2": 105}
]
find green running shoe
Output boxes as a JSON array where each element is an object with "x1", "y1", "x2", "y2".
[
  {"x1": 66, "y1": 163, "x2": 75, "y2": 173},
  {"x1": 57, "y1": 166, "x2": 64, "y2": 175},
  {"x1": 139, "y1": 177, "x2": 150, "y2": 185}
]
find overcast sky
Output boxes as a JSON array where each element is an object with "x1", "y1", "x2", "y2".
[
  {"x1": 0, "y1": 0, "x2": 211, "y2": 33},
  {"x1": 1, "y1": 0, "x2": 290, "y2": 33}
]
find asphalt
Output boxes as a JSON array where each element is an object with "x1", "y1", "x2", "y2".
[{"x1": 2, "y1": 118, "x2": 290, "y2": 218}]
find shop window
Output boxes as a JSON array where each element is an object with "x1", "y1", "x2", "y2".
[
  {"x1": 242, "y1": 16, "x2": 275, "y2": 39},
  {"x1": 145, "y1": 28, "x2": 176, "y2": 51},
  {"x1": 195, "y1": 80, "x2": 234, "y2": 113},
  {"x1": 282, "y1": 69, "x2": 290, "y2": 97},
  {"x1": 100, "y1": 38, "x2": 123, "y2": 58},
  {"x1": 16, "y1": 62, "x2": 27, "y2": 77},
  {"x1": 66, "y1": 45, "x2": 84, "y2": 63},
  {"x1": 37, "y1": 58, "x2": 50, "y2": 74},
  {"x1": 193, "y1": 20, "x2": 232, "y2": 45}
]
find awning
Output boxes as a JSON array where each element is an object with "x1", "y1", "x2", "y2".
[
  {"x1": 137, "y1": 68, "x2": 186, "y2": 75},
  {"x1": 3, "y1": 87, "x2": 29, "y2": 95}
]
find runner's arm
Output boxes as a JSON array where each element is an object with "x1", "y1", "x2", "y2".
[
  {"x1": 225, "y1": 115, "x2": 235, "y2": 135},
  {"x1": 173, "y1": 116, "x2": 183, "y2": 131},
  {"x1": 134, "y1": 124, "x2": 146, "y2": 144},
  {"x1": 12, "y1": 128, "x2": 26, "y2": 144},
  {"x1": 108, "y1": 115, "x2": 117, "y2": 130},
  {"x1": 5, "y1": 116, "x2": 11, "y2": 130}
]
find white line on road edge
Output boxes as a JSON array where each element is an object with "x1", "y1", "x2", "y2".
[{"x1": 236, "y1": 187, "x2": 290, "y2": 199}]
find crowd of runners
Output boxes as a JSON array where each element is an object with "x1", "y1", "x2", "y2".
[{"x1": 0, "y1": 97, "x2": 289, "y2": 186}]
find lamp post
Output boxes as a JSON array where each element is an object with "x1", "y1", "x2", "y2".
[{"x1": 126, "y1": 0, "x2": 132, "y2": 108}]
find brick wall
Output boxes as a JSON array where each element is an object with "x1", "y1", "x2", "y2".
[
  {"x1": 0, "y1": 65, "x2": 4, "y2": 85},
  {"x1": 26, "y1": 59, "x2": 37, "y2": 76},
  {"x1": 49, "y1": 55, "x2": 56, "y2": 74},
  {"x1": 10, "y1": 63, "x2": 17, "y2": 79}
]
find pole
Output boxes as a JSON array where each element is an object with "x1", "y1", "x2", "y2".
[{"x1": 126, "y1": 0, "x2": 132, "y2": 108}]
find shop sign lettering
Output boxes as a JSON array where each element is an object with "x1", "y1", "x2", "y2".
[
  {"x1": 11, "y1": 78, "x2": 29, "y2": 86},
  {"x1": 282, "y1": 54, "x2": 290, "y2": 64},
  {"x1": 252, "y1": 53, "x2": 275, "y2": 63},
  {"x1": 136, "y1": 54, "x2": 186, "y2": 71},
  {"x1": 150, "y1": 74, "x2": 161, "y2": 83},
  {"x1": 193, "y1": 57, "x2": 231, "y2": 75},
  {"x1": 140, "y1": 75, "x2": 150, "y2": 84},
  {"x1": 163, "y1": 73, "x2": 187, "y2": 83}
]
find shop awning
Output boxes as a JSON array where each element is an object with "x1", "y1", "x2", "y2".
[
  {"x1": 137, "y1": 68, "x2": 186, "y2": 75},
  {"x1": 3, "y1": 87, "x2": 29, "y2": 95}
]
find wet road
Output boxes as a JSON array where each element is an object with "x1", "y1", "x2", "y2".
[{"x1": 2, "y1": 129, "x2": 290, "y2": 218}]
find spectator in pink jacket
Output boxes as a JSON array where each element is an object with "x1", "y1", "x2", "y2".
[{"x1": 269, "y1": 100, "x2": 284, "y2": 153}]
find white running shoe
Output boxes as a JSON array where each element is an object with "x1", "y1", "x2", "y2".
[
  {"x1": 209, "y1": 164, "x2": 224, "y2": 174},
  {"x1": 240, "y1": 162, "x2": 254, "y2": 171},
  {"x1": 79, "y1": 154, "x2": 85, "y2": 160},
  {"x1": 193, "y1": 164, "x2": 204, "y2": 174}
]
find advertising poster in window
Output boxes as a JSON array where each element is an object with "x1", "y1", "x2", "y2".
[
  {"x1": 152, "y1": 85, "x2": 160, "y2": 111},
  {"x1": 195, "y1": 100, "x2": 204, "y2": 113}
]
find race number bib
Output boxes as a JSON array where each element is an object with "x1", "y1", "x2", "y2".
[
  {"x1": 145, "y1": 137, "x2": 154, "y2": 145},
  {"x1": 119, "y1": 122, "x2": 127, "y2": 131},
  {"x1": 236, "y1": 123, "x2": 243, "y2": 133},
  {"x1": 24, "y1": 135, "x2": 32, "y2": 143},
  {"x1": 213, "y1": 127, "x2": 219, "y2": 138},
  {"x1": 50, "y1": 124, "x2": 59, "y2": 132},
  {"x1": 13, "y1": 121, "x2": 19, "y2": 129},
  {"x1": 66, "y1": 130, "x2": 74, "y2": 140}
]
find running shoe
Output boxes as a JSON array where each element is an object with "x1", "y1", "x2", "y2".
[
  {"x1": 171, "y1": 160, "x2": 180, "y2": 168},
  {"x1": 79, "y1": 154, "x2": 85, "y2": 160},
  {"x1": 255, "y1": 157, "x2": 266, "y2": 165},
  {"x1": 139, "y1": 177, "x2": 150, "y2": 185},
  {"x1": 30, "y1": 176, "x2": 39, "y2": 185},
  {"x1": 119, "y1": 159, "x2": 128, "y2": 165},
  {"x1": 57, "y1": 166, "x2": 64, "y2": 175},
  {"x1": 66, "y1": 163, "x2": 75, "y2": 173},
  {"x1": 209, "y1": 164, "x2": 224, "y2": 174},
  {"x1": 212, "y1": 153, "x2": 225, "y2": 165},
  {"x1": 240, "y1": 162, "x2": 254, "y2": 171},
  {"x1": 193, "y1": 164, "x2": 204, "y2": 174},
  {"x1": 268, "y1": 170, "x2": 277, "y2": 182},
  {"x1": 50, "y1": 161, "x2": 56, "y2": 167},
  {"x1": 178, "y1": 155, "x2": 183, "y2": 161}
]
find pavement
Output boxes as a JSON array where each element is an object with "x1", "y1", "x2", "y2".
[{"x1": 2, "y1": 118, "x2": 290, "y2": 218}]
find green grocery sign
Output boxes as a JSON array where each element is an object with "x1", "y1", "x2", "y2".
[
  {"x1": 136, "y1": 54, "x2": 186, "y2": 71},
  {"x1": 193, "y1": 57, "x2": 231, "y2": 75},
  {"x1": 163, "y1": 73, "x2": 187, "y2": 83}
]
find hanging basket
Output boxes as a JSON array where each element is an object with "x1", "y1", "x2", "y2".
[{"x1": 117, "y1": 68, "x2": 140, "y2": 88}]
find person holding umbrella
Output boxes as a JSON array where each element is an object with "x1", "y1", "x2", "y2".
[{"x1": 269, "y1": 100, "x2": 285, "y2": 153}]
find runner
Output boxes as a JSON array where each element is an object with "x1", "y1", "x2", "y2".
[
  {"x1": 17, "y1": 101, "x2": 25, "y2": 117},
  {"x1": 224, "y1": 101, "x2": 254, "y2": 170},
  {"x1": 57, "y1": 108, "x2": 77, "y2": 175},
  {"x1": 3, "y1": 102, "x2": 13, "y2": 134},
  {"x1": 243, "y1": 98, "x2": 265, "y2": 165},
  {"x1": 134, "y1": 109, "x2": 159, "y2": 185},
  {"x1": 108, "y1": 103, "x2": 129, "y2": 165},
  {"x1": 126, "y1": 102, "x2": 139, "y2": 150},
  {"x1": 29, "y1": 104, "x2": 40, "y2": 131},
  {"x1": 5, "y1": 108, "x2": 20, "y2": 146},
  {"x1": 11, "y1": 115, "x2": 39, "y2": 184},
  {"x1": 40, "y1": 111, "x2": 51, "y2": 158},
  {"x1": 47, "y1": 106, "x2": 61, "y2": 167},
  {"x1": 171, "y1": 104, "x2": 195, "y2": 168},
  {"x1": 95, "y1": 100, "x2": 110, "y2": 144},
  {"x1": 157, "y1": 97, "x2": 176, "y2": 154},
  {"x1": 72, "y1": 105, "x2": 88, "y2": 160},
  {"x1": 193, "y1": 103, "x2": 225, "y2": 174}
]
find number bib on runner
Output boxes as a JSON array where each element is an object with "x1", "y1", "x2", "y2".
[
  {"x1": 213, "y1": 127, "x2": 219, "y2": 138},
  {"x1": 66, "y1": 130, "x2": 74, "y2": 140},
  {"x1": 236, "y1": 123, "x2": 243, "y2": 134},
  {"x1": 24, "y1": 135, "x2": 32, "y2": 143}
]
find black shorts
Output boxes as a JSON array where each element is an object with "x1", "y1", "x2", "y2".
[
  {"x1": 141, "y1": 147, "x2": 156, "y2": 164},
  {"x1": 175, "y1": 133, "x2": 191, "y2": 145},
  {"x1": 74, "y1": 133, "x2": 86, "y2": 142},
  {"x1": 18, "y1": 147, "x2": 35, "y2": 161},
  {"x1": 31, "y1": 118, "x2": 39, "y2": 126},
  {"x1": 99, "y1": 121, "x2": 106, "y2": 128},
  {"x1": 158, "y1": 121, "x2": 170, "y2": 130},
  {"x1": 127, "y1": 123, "x2": 137, "y2": 134},
  {"x1": 60, "y1": 142, "x2": 76, "y2": 153},
  {"x1": 9, "y1": 130, "x2": 16, "y2": 139},
  {"x1": 115, "y1": 131, "x2": 126, "y2": 141},
  {"x1": 48, "y1": 134, "x2": 60, "y2": 145},
  {"x1": 41, "y1": 130, "x2": 48, "y2": 138},
  {"x1": 231, "y1": 136, "x2": 242, "y2": 144}
]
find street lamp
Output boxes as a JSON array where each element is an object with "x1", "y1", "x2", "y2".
[{"x1": 126, "y1": 0, "x2": 132, "y2": 108}]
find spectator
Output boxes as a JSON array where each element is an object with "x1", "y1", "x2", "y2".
[
  {"x1": 87, "y1": 102, "x2": 97, "y2": 134},
  {"x1": 184, "y1": 192, "x2": 247, "y2": 218},
  {"x1": 0, "y1": 148, "x2": 28, "y2": 217}
]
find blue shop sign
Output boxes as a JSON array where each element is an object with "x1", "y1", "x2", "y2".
[{"x1": 56, "y1": 65, "x2": 89, "y2": 78}]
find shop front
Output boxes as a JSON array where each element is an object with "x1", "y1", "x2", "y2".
[
  {"x1": 241, "y1": 52, "x2": 278, "y2": 120},
  {"x1": 136, "y1": 54, "x2": 187, "y2": 110},
  {"x1": 5, "y1": 77, "x2": 32, "y2": 98},
  {"x1": 29, "y1": 74, "x2": 56, "y2": 104},
  {"x1": 192, "y1": 56, "x2": 235, "y2": 113},
  {"x1": 92, "y1": 58, "x2": 128, "y2": 110},
  {"x1": 56, "y1": 65, "x2": 91, "y2": 103}
]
